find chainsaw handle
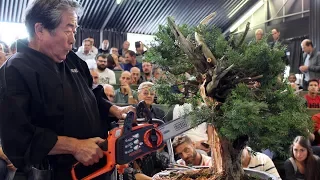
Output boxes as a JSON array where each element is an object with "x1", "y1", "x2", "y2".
[{"x1": 71, "y1": 128, "x2": 120, "y2": 180}]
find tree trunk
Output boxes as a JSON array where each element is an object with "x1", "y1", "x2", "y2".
[
  {"x1": 220, "y1": 139, "x2": 244, "y2": 180},
  {"x1": 209, "y1": 129, "x2": 244, "y2": 180}
]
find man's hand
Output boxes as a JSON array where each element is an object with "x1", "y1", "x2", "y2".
[
  {"x1": 109, "y1": 105, "x2": 136, "y2": 120},
  {"x1": 72, "y1": 137, "x2": 105, "y2": 166},
  {"x1": 7, "y1": 163, "x2": 16, "y2": 171},
  {"x1": 299, "y1": 65, "x2": 308, "y2": 72},
  {"x1": 0, "y1": 147, "x2": 16, "y2": 171},
  {"x1": 121, "y1": 84, "x2": 132, "y2": 95}
]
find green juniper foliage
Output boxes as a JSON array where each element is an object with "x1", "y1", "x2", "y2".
[{"x1": 146, "y1": 20, "x2": 312, "y2": 159}]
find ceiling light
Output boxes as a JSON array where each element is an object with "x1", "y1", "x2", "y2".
[
  {"x1": 229, "y1": 0, "x2": 264, "y2": 32},
  {"x1": 116, "y1": 0, "x2": 122, "y2": 4},
  {"x1": 227, "y1": 0, "x2": 249, "y2": 18}
]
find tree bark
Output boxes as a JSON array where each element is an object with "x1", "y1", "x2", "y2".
[{"x1": 220, "y1": 139, "x2": 244, "y2": 180}]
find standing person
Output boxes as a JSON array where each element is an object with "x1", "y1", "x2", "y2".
[
  {"x1": 0, "y1": 0, "x2": 134, "y2": 179},
  {"x1": 299, "y1": 39, "x2": 320, "y2": 90},
  {"x1": 284, "y1": 136, "x2": 320, "y2": 180}
]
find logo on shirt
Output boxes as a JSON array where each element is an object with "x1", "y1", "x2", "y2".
[{"x1": 71, "y1": 69, "x2": 79, "y2": 73}]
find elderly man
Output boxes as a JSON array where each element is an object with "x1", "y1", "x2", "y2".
[
  {"x1": 0, "y1": 0, "x2": 134, "y2": 179},
  {"x1": 90, "y1": 69, "x2": 99, "y2": 88},
  {"x1": 299, "y1": 39, "x2": 320, "y2": 89},
  {"x1": 172, "y1": 135, "x2": 212, "y2": 166},
  {"x1": 131, "y1": 67, "x2": 142, "y2": 85},
  {"x1": 103, "y1": 84, "x2": 115, "y2": 103},
  {"x1": 137, "y1": 82, "x2": 165, "y2": 120},
  {"x1": 118, "y1": 41, "x2": 130, "y2": 57},
  {"x1": 76, "y1": 38, "x2": 96, "y2": 61},
  {"x1": 77, "y1": 37, "x2": 98, "y2": 55},
  {"x1": 249, "y1": 29, "x2": 264, "y2": 45},
  {"x1": 114, "y1": 71, "x2": 137, "y2": 104}
]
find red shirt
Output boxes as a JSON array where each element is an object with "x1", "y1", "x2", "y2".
[{"x1": 305, "y1": 94, "x2": 320, "y2": 108}]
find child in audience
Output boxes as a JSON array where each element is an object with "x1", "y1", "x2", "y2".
[{"x1": 284, "y1": 136, "x2": 320, "y2": 180}]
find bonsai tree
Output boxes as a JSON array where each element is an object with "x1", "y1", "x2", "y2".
[{"x1": 145, "y1": 13, "x2": 312, "y2": 179}]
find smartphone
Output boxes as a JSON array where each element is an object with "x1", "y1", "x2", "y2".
[
  {"x1": 201, "y1": 142, "x2": 210, "y2": 149},
  {"x1": 135, "y1": 41, "x2": 141, "y2": 48}
]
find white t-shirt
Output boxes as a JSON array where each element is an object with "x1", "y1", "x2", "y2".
[
  {"x1": 78, "y1": 46, "x2": 98, "y2": 56},
  {"x1": 96, "y1": 68, "x2": 116, "y2": 85},
  {"x1": 173, "y1": 103, "x2": 208, "y2": 142}
]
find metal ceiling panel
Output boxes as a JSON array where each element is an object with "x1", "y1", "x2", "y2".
[{"x1": 0, "y1": 0, "x2": 257, "y2": 34}]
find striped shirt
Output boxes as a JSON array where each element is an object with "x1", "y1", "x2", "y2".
[{"x1": 248, "y1": 152, "x2": 281, "y2": 179}]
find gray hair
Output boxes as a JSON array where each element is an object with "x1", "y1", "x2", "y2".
[
  {"x1": 152, "y1": 65, "x2": 161, "y2": 76},
  {"x1": 138, "y1": 82, "x2": 154, "y2": 93},
  {"x1": 255, "y1": 28, "x2": 263, "y2": 35},
  {"x1": 24, "y1": 0, "x2": 81, "y2": 37}
]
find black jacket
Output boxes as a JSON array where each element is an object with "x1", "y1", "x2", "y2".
[{"x1": 0, "y1": 39, "x2": 114, "y2": 179}]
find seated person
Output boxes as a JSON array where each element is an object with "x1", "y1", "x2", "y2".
[
  {"x1": 304, "y1": 79, "x2": 320, "y2": 108},
  {"x1": 151, "y1": 65, "x2": 164, "y2": 83},
  {"x1": 173, "y1": 103, "x2": 212, "y2": 154},
  {"x1": 141, "y1": 62, "x2": 153, "y2": 82},
  {"x1": 172, "y1": 82, "x2": 214, "y2": 154},
  {"x1": 123, "y1": 50, "x2": 142, "y2": 72},
  {"x1": 131, "y1": 67, "x2": 143, "y2": 85},
  {"x1": 172, "y1": 135, "x2": 212, "y2": 166},
  {"x1": 311, "y1": 113, "x2": 320, "y2": 146},
  {"x1": 103, "y1": 84, "x2": 115, "y2": 103},
  {"x1": 111, "y1": 54, "x2": 123, "y2": 70},
  {"x1": 284, "y1": 136, "x2": 320, "y2": 180},
  {"x1": 114, "y1": 71, "x2": 136, "y2": 104},
  {"x1": 90, "y1": 69, "x2": 99, "y2": 88},
  {"x1": 136, "y1": 82, "x2": 165, "y2": 120},
  {"x1": 288, "y1": 73, "x2": 302, "y2": 91},
  {"x1": 241, "y1": 146, "x2": 281, "y2": 179}
]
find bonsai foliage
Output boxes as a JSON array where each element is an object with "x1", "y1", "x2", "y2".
[{"x1": 146, "y1": 14, "x2": 312, "y2": 179}]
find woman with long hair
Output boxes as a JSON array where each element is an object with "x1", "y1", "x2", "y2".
[{"x1": 284, "y1": 136, "x2": 320, "y2": 180}]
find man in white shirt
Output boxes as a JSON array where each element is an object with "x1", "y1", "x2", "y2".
[
  {"x1": 77, "y1": 37, "x2": 98, "y2": 55},
  {"x1": 76, "y1": 38, "x2": 96, "y2": 69},
  {"x1": 172, "y1": 135, "x2": 212, "y2": 166},
  {"x1": 95, "y1": 54, "x2": 116, "y2": 85},
  {"x1": 173, "y1": 103, "x2": 212, "y2": 153}
]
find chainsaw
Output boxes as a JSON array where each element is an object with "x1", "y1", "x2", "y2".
[{"x1": 71, "y1": 101, "x2": 203, "y2": 180}]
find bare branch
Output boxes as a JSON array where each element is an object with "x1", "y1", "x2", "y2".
[
  {"x1": 236, "y1": 22, "x2": 250, "y2": 48},
  {"x1": 195, "y1": 12, "x2": 217, "y2": 65}
]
